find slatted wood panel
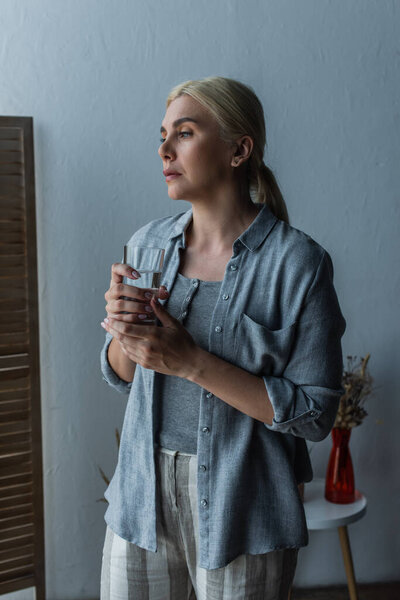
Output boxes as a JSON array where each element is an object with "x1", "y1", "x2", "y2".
[{"x1": 0, "y1": 118, "x2": 45, "y2": 598}]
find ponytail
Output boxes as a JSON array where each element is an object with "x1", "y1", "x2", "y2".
[{"x1": 248, "y1": 159, "x2": 290, "y2": 224}]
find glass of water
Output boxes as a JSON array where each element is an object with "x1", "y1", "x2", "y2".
[{"x1": 122, "y1": 246, "x2": 165, "y2": 322}]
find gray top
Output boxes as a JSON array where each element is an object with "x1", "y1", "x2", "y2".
[
  {"x1": 100, "y1": 203, "x2": 346, "y2": 569},
  {"x1": 154, "y1": 272, "x2": 222, "y2": 454}
]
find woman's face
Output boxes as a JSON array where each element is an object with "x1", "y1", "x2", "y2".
[{"x1": 158, "y1": 94, "x2": 235, "y2": 201}]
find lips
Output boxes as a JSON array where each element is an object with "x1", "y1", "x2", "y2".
[
  {"x1": 163, "y1": 169, "x2": 182, "y2": 182},
  {"x1": 163, "y1": 169, "x2": 181, "y2": 176}
]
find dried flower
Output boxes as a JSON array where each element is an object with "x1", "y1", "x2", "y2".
[{"x1": 334, "y1": 353, "x2": 375, "y2": 429}]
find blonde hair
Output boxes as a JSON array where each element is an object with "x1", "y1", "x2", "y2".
[{"x1": 166, "y1": 76, "x2": 289, "y2": 224}]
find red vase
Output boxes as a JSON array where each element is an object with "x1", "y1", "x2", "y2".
[{"x1": 325, "y1": 427, "x2": 355, "y2": 503}]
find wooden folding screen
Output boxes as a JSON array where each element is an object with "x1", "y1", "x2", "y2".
[{"x1": 0, "y1": 117, "x2": 45, "y2": 598}]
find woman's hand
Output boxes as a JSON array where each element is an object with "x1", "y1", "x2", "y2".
[
  {"x1": 104, "y1": 262, "x2": 170, "y2": 324},
  {"x1": 103, "y1": 262, "x2": 170, "y2": 359},
  {"x1": 101, "y1": 295, "x2": 200, "y2": 379}
]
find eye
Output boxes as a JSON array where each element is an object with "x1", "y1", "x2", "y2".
[{"x1": 159, "y1": 131, "x2": 192, "y2": 143}]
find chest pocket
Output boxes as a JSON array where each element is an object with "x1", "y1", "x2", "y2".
[{"x1": 233, "y1": 313, "x2": 298, "y2": 376}]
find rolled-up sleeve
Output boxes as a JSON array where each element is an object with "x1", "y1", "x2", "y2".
[
  {"x1": 263, "y1": 249, "x2": 346, "y2": 441},
  {"x1": 100, "y1": 331, "x2": 133, "y2": 395}
]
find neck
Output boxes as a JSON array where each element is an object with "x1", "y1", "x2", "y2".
[{"x1": 185, "y1": 198, "x2": 263, "y2": 254}]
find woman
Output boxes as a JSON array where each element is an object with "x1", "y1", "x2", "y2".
[{"x1": 99, "y1": 76, "x2": 346, "y2": 599}]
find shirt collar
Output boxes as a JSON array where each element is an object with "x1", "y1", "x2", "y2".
[{"x1": 167, "y1": 203, "x2": 278, "y2": 252}]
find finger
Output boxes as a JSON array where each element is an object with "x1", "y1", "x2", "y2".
[
  {"x1": 109, "y1": 311, "x2": 156, "y2": 324},
  {"x1": 107, "y1": 295, "x2": 155, "y2": 316},
  {"x1": 149, "y1": 295, "x2": 181, "y2": 329},
  {"x1": 110, "y1": 263, "x2": 141, "y2": 285},
  {"x1": 105, "y1": 273, "x2": 142, "y2": 303},
  {"x1": 158, "y1": 285, "x2": 170, "y2": 299},
  {"x1": 108, "y1": 282, "x2": 167, "y2": 304},
  {"x1": 104, "y1": 317, "x2": 156, "y2": 339}
]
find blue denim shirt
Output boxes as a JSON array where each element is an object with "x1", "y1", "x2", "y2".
[{"x1": 100, "y1": 203, "x2": 346, "y2": 569}]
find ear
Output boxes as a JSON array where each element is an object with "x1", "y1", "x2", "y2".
[{"x1": 231, "y1": 135, "x2": 253, "y2": 168}]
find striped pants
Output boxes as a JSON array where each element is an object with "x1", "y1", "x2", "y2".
[{"x1": 100, "y1": 445, "x2": 298, "y2": 599}]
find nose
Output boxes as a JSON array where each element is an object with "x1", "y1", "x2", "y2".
[{"x1": 158, "y1": 138, "x2": 175, "y2": 161}]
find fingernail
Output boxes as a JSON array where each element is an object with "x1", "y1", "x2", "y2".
[
  {"x1": 101, "y1": 322, "x2": 106, "y2": 329},
  {"x1": 104, "y1": 317, "x2": 109, "y2": 323},
  {"x1": 138, "y1": 314, "x2": 147, "y2": 319},
  {"x1": 145, "y1": 292, "x2": 152, "y2": 299}
]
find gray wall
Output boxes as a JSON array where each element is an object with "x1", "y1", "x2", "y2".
[{"x1": 1, "y1": 0, "x2": 398, "y2": 597}]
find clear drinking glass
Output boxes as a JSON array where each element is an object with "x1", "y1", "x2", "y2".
[{"x1": 122, "y1": 246, "x2": 165, "y2": 323}]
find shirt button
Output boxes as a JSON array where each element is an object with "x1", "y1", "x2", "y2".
[
  {"x1": 229, "y1": 264, "x2": 238, "y2": 271},
  {"x1": 215, "y1": 325, "x2": 222, "y2": 333},
  {"x1": 202, "y1": 427, "x2": 210, "y2": 433},
  {"x1": 206, "y1": 392, "x2": 213, "y2": 398},
  {"x1": 181, "y1": 310, "x2": 187, "y2": 318},
  {"x1": 222, "y1": 294, "x2": 229, "y2": 300},
  {"x1": 199, "y1": 464, "x2": 207, "y2": 471},
  {"x1": 310, "y1": 411, "x2": 317, "y2": 417},
  {"x1": 192, "y1": 279, "x2": 199, "y2": 287},
  {"x1": 201, "y1": 499, "x2": 208, "y2": 507},
  {"x1": 185, "y1": 296, "x2": 191, "y2": 302}
]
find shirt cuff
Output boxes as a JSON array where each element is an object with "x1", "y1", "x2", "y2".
[
  {"x1": 100, "y1": 332, "x2": 133, "y2": 395},
  {"x1": 262, "y1": 375, "x2": 343, "y2": 441}
]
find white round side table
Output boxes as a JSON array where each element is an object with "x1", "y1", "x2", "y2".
[{"x1": 302, "y1": 477, "x2": 367, "y2": 600}]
